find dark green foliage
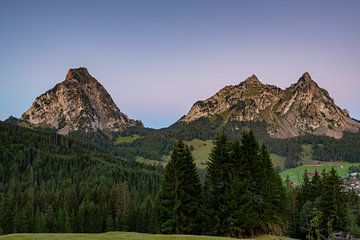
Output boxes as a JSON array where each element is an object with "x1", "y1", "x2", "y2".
[
  {"x1": 286, "y1": 168, "x2": 360, "y2": 239},
  {"x1": 0, "y1": 122, "x2": 162, "y2": 234},
  {"x1": 159, "y1": 141, "x2": 202, "y2": 234},
  {"x1": 2, "y1": 119, "x2": 360, "y2": 238},
  {"x1": 203, "y1": 131, "x2": 287, "y2": 237},
  {"x1": 203, "y1": 134, "x2": 232, "y2": 235}
]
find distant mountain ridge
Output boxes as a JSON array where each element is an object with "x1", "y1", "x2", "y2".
[
  {"x1": 179, "y1": 72, "x2": 360, "y2": 139},
  {"x1": 22, "y1": 67, "x2": 142, "y2": 135},
  {"x1": 20, "y1": 69, "x2": 359, "y2": 139}
]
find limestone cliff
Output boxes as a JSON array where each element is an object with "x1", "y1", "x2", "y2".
[
  {"x1": 179, "y1": 73, "x2": 360, "y2": 139},
  {"x1": 22, "y1": 67, "x2": 142, "y2": 135}
]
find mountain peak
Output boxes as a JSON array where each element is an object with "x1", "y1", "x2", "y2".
[
  {"x1": 65, "y1": 67, "x2": 91, "y2": 81},
  {"x1": 22, "y1": 68, "x2": 142, "y2": 135},
  {"x1": 180, "y1": 73, "x2": 360, "y2": 139},
  {"x1": 297, "y1": 72, "x2": 315, "y2": 84},
  {"x1": 301, "y1": 72, "x2": 312, "y2": 81},
  {"x1": 243, "y1": 74, "x2": 262, "y2": 85}
]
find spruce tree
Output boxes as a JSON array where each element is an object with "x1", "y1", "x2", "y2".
[
  {"x1": 258, "y1": 145, "x2": 287, "y2": 234},
  {"x1": 204, "y1": 134, "x2": 232, "y2": 235},
  {"x1": 320, "y1": 168, "x2": 346, "y2": 237},
  {"x1": 225, "y1": 139, "x2": 256, "y2": 237},
  {"x1": 226, "y1": 174, "x2": 255, "y2": 237},
  {"x1": 159, "y1": 141, "x2": 201, "y2": 234},
  {"x1": 310, "y1": 170, "x2": 322, "y2": 201},
  {"x1": 240, "y1": 130, "x2": 261, "y2": 234}
]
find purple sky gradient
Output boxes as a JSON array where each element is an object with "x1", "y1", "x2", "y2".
[{"x1": 1, "y1": 0, "x2": 359, "y2": 128}]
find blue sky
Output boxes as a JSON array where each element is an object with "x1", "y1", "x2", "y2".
[{"x1": 1, "y1": 0, "x2": 359, "y2": 128}]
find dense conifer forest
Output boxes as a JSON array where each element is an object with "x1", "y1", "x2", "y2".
[
  {"x1": 0, "y1": 122, "x2": 162, "y2": 234},
  {"x1": 1, "y1": 121, "x2": 360, "y2": 238},
  {"x1": 157, "y1": 132, "x2": 360, "y2": 239}
]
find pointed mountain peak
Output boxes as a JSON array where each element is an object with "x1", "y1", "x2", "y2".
[
  {"x1": 22, "y1": 68, "x2": 142, "y2": 134},
  {"x1": 243, "y1": 74, "x2": 262, "y2": 85},
  {"x1": 65, "y1": 67, "x2": 92, "y2": 81},
  {"x1": 293, "y1": 72, "x2": 319, "y2": 90},
  {"x1": 296, "y1": 72, "x2": 318, "y2": 85},
  {"x1": 300, "y1": 72, "x2": 312, "y2": 82}
]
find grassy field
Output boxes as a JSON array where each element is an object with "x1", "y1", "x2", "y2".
[
  {"x1": 135, "y1": 139, "x2": 214, "y2": 169},
  {"x1": 280, "y1": 161, "x2": 360, "y2": 185},
  {"x1": 0, "y1": 232, "x2": 294, "y2": 240},
  {"x1": 184, "y1": 139, "x2": 214, "y2": 169},
  {"x1": 115, "y1": 135, "x2": 140, "y2": 144},
  {"x1": 135, "y1": 139, "x2": 287, "y2": 170}
]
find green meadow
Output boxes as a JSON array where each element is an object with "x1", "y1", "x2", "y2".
[
  {"x1": 115, "y1": 134, "x2": 140, "y2": 144},
  {"x1": 280, "y1": 161, "x2": 359, "y2": 185}
]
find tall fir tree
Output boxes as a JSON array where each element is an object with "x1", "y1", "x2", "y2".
[
  {"x1": 240, "y1": 130, "x2": 262, "y2": 234},
  {"x1": 159, "y1": 141, "x2": 202, "y2": 234},
  {"x1": 203, "y1": 134, "x2": 233, "y2": 235},
  {"x1": 226, "y1": 139, "x2": 256, "y2": 237},
  {"x1": 320, "y1": 167, "x2": 346, "y2": 237},
  {"x1": 258, "y1": 145, "x2": 287, "y2": 234}
]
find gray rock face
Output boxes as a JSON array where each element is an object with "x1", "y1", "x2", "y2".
[
  {"x1": 22, "y1": 67, "x2": 143, "y2": 135},
  {"x1": 180, "y1": 72, "x2": 360, "y2": 139}
]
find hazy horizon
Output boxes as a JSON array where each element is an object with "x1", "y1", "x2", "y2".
[{"x1": 1, "y1": 0, "x2": 360, "y2": 128}]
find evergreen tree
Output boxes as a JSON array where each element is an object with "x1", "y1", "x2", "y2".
[
  {"x1": 226, "y1": 174, "x2": 255, "y2": 238},
  {"x1": 203, "y1": 134, "x2": 232, "y2": 235},
  {"x1": 225, "y1": 138, "x2": 256, "y2": 237},
  {"x1": 159, "y1": 141, "x2": 202, "y2": 234},
  {"x1": 320, "y1": 168, "x2": 346, "y2": 236},
  {"x1": 258, "y1": 145, "x2": 287, "y2": 234},
  {"x1": 34, "y1": 208, "x2": 47, "y2": 233},
  {"x1": 310, "y1": 171, "x2": 322, "y2": 201},
  {"x1": 240, "y1": 130, "x2": 262, "y2": 234},
  {"x1": 105, "y1": 215, "x2": 115, "y2": 232},
  {"x1": 45, "y1": 205, "x2": 55, "y2": 232}
]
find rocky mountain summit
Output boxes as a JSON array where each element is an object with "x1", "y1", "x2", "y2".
[
  {"x1": 22, "y1": 67, "x2": 142, "y2": 135},
  {"x1": 179, "y1": 73, "x2": 360, "y2": 139}
]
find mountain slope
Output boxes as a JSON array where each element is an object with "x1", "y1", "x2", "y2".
[
  {"x1": 179, "y1": 73, "x2": 360, "y2": 139},
  {"x1": 22, "y1": 67, "x2": 142, "y2": 134}
]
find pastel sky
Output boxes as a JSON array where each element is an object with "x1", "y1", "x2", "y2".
[{"x1": 1, "y1": 0, "x2": 359, "y2": 128}]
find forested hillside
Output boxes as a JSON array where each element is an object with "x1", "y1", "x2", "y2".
[
  {"x1": 157, "y1": 131, "x2": 360, "y2": 238},
  {"x1": 115, "y1": 117, "x2": 360, "y2": 167},
  {"x1": 0, "y1": 122, "x2": 162, "y2": 234},
  {"x1": 1, "y1": 122, "x2": 360, "y2": 238}
]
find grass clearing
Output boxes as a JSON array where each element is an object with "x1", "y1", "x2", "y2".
[
  {"x1": 280, "y1": 161, "x2": 360, "y2": 185},
  {"x1": 184, "y1": 139, "x2": 214, "y2": 169},
  {"x1": 136, "y1": 139, "x2": 214, "y2": 169},
  {"x1": 0, "y1": 232, "x2": 294, "y2": 240},
  {"x1": 136, "y1": 139, "x2": 286, "y2": 170},
  {"x1": 115, "y1": 135, "x2": 140, "y2": 144}
]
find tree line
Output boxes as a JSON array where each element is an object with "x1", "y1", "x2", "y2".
[
  {"x1": 0, "y1": 122, "x2": 162, "y2": 234},
  {"x1": 286, "y1": 169, "x2": 360, "y2": 239},
  {"x1": 158, "y1": 131, "x2": 360, "y2": 238},
  {"x1": 1, "y1": 121, "x2": 360, "y2": 238},
  {"x1": 158, "y1": 131, "x2": 287, "y2": 238}
]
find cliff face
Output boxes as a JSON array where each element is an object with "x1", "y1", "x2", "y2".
[
  {"x1": 22, "y1": 68, "x2": 142, "y2": 135},
  {"x1": 180, "y1": 73, "x2": 360, "y2": 139}
]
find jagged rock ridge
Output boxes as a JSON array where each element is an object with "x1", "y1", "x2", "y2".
[
  {"x1": 179, "y1": 73, "x2": 360, "y2": 139},
  {"x1": 22, "y1": 67, "x2": 142, "y2": 135}
]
